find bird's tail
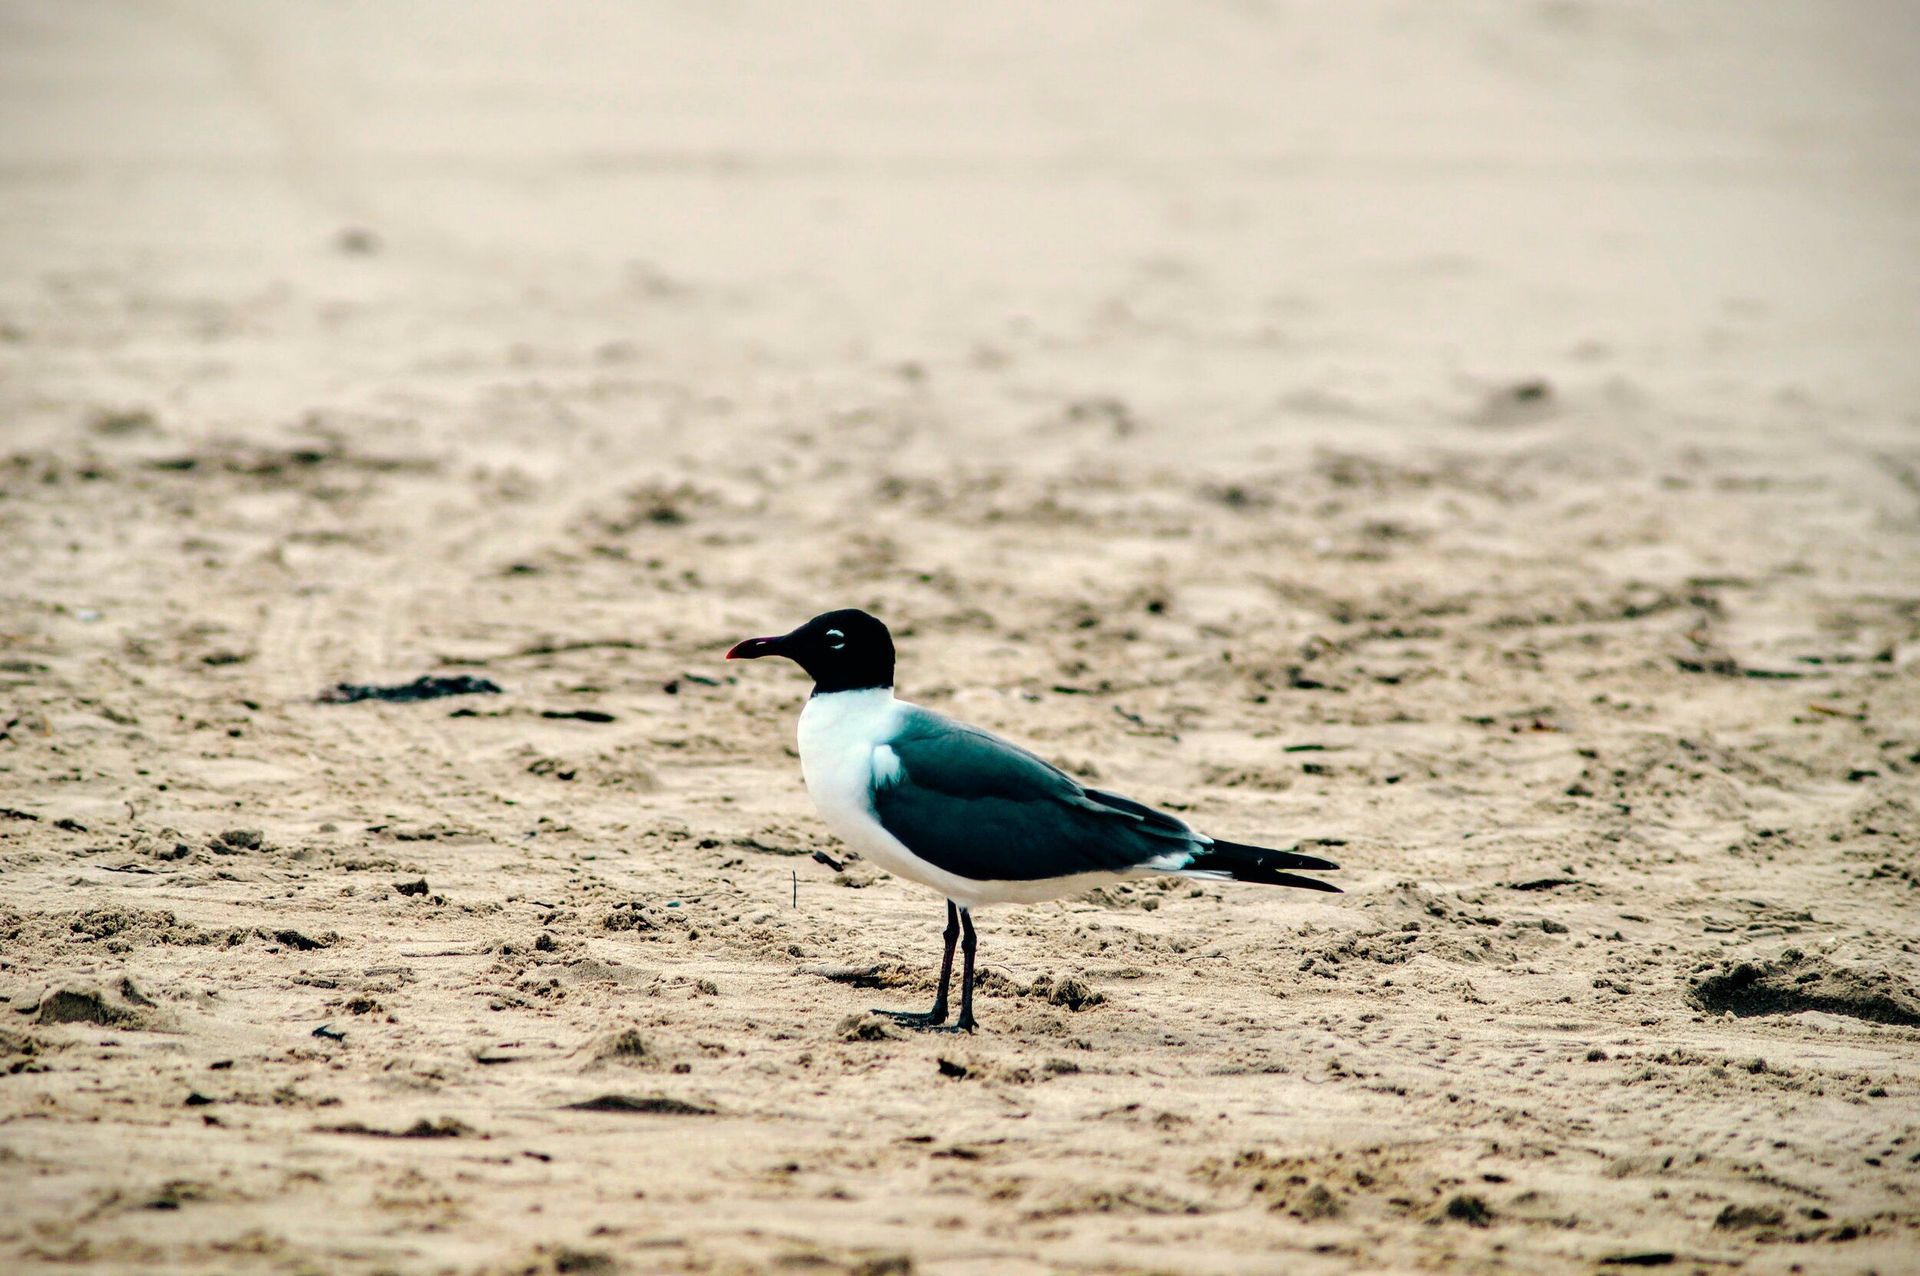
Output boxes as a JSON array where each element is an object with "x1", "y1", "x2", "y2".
[{"x1": 1175, "y1": 839, "x2": 1342, "y2": 893}]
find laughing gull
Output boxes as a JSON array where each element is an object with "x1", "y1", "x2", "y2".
[{"x1": 727, "y1": 609, "x2": 1339, "y2": 1031}]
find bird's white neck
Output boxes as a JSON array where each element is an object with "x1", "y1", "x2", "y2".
[{"x1": 797, "y1": 685, "x2": 897, "y2": 749}]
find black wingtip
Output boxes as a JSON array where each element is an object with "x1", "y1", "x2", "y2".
[
  {"x1": 1207, "y1": 839, "x2": 1341, "y2": 873},
  {"x1": 1185, "y1": 841, "x2": 1343, "y2": 892},
  {"x1": 1260, "y1": 871, "x2": 1343, "y2": 894}
]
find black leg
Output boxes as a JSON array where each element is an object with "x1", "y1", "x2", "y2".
[
  {"x1": 953, "y1": 907, "x2": 978, "y2": 1032},
  {"x1": 930, "y1": 899, "x2": 960, "y2": 1021},
  {"x1": 877, "y1": 900, "x2": 959, "y2": 1028}
]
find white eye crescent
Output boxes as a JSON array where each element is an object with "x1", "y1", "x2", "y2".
[{"x1": 825, "y1": 628, "x2": 846, "y2": 649}]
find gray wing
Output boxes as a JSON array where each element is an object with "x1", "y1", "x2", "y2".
[{"x1": 870, "y1": 707, "x2": 1201, "y2": 882}]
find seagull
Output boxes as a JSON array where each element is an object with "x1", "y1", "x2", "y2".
[{"x1": 727, "y1": 608, "x2": 1340, "y2": 1031}]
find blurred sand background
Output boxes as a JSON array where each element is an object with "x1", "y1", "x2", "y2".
[{"x1": 2, "y1": 2, "x2": 1919, "y2": 1272}]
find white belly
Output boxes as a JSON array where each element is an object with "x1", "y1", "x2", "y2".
[{"x1": 795, "y1": 689, "x2": 1129, "y2": 908}]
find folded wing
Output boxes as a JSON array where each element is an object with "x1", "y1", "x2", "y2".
[{"x1": 871, "y1": 707, "x2": 1337, "y2": 891}]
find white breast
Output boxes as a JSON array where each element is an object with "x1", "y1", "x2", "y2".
[
  {"x1": 794, "y1": 686, "x2": 890, "y2": 817},
  {"x1": 796, "y1": 687, "x2": 916, "y2": 871}
]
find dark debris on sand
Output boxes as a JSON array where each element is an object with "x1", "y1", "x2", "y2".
[
  {"x1": 564, "y1": 1093, "x2": 716, "y2": 1116},
  {"x1": 319, "y1": 675, "x2": 503, "y2": 705}
]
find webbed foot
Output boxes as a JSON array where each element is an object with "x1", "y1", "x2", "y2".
[{"x1": 874, "y1": 1005, "x2": 949, "y2": 1029}]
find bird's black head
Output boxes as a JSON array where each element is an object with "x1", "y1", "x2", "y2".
[{"x1": 726, "y1": 608, "x2": 895, "y2": 695}]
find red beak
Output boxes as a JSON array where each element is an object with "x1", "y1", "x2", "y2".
[{"x1": 726, "y1": 635, "x2": 783, "y2": 660}]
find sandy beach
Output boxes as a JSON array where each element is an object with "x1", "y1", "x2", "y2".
[{"x1": 2, "y1": 3, "x2": 1918, "y2": 1272}]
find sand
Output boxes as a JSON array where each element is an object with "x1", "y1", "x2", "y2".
[{"x1": 2, "y1": 2, "x2": 1918, "y2": 1272}]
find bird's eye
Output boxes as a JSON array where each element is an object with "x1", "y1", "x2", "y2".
[{"x1": 825, "y1": 628, "x2": 846, "y2": 650}]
